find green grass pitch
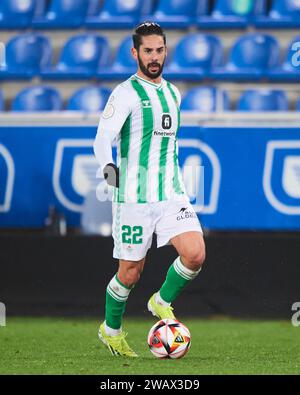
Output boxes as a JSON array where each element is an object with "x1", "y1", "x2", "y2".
[{"x1": 0, "y1": 317, "x2": 299, "y2": 375}]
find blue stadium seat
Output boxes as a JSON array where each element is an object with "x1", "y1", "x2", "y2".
[
  {"x1": 12, "y1": 86, "x2": 63, "y2": 112},
  {"x1": 296, "y1": 97, "x2": 300, "y2": 111},
  {"x1": 86, "y1": 0, "x2": 101, "y2": 17},
  {"x1": 33, "y1": 0, "x2": 47, "y2": 18},
  {"x1": 181, "y1": 86, "x2": 230, "y2": 112},
  {"x1": 237, "y1": 90, "x2": 289, "y2": 111},
  {"x1": 112, "y1": 36, "x2": 136, "y2": 69},
  {"x1": 255, "y1": 0, "x2": 300, "y2": 28},
  {"x1": 147, "y1": 0, "x2": 208, "y2": 29},
  {"x1": 98, "y1": 36, "x2": 136, "y2": 80},
  {"x1": 212, "y1": 33, "x2": 280, "y2": 81},
  {"x1": 0, "y1": 0, "x2": 36, "y2": 29},
  {"x1": 163, "y1": 33, "x2": 222, "y2": 80},
  {"x1": 67, "y1": 86, "x2": 112, "y2": 112},
  {"x1": 33, "y1": 0, "x2": 90, "y2": 28},
  {"x1": 0, "y1": 33, "x2": 52, "y2": 80},
  {"x1": 269, "y1": 36, "x2": 300, "y2": 81},
  {"x1": 41, "y1": 34, "x2": 110, "y2": 80},
  {"x1": 198, "y1": 0, "x2": 266, "y2": 28},
  {"x1": 85, "y1": 0, "x2": 152, "y2": 29}
]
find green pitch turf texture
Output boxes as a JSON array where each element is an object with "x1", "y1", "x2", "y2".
[{"x1": 0, "y1": 317, "x2": 299, "y2": 375}]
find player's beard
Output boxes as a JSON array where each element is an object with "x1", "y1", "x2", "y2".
[{"x1": 137, "y1": 53, "x2": 166, "y2": 80}]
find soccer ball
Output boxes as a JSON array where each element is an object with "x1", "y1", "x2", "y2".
[{"x1": 147, "y1": 318, "x2": 191, "y2": 359}]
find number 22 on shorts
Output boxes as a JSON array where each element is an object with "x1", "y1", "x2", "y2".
[{"x1": 121, "y1": 225, "x2": 143, "y2": 244}]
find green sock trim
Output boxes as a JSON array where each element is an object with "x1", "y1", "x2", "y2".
[{"x1": 159, "y1": 263, "x2": 190, "y2": 304}]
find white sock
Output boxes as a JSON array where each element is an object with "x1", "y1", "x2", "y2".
[
  {"x1": 104, "y1": 321, "x2": 122, "y2": 336},
  {"x1": 174, "y1": 256, "x2": 202, "y2": 280},
  {"x1": 155, "y1": 292, "x2": 171, "y2": 307}
]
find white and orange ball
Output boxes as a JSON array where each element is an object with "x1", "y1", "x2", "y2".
[{"x1": 147, "y1": 319, "x2": 191, "y2": 359}]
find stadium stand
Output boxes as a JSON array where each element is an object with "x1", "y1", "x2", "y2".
[
  {"x1": 97, "y1": 35, "x2": 136, "y2": 80},
  {"x1": 212, "y1": 33, "x2": 280, "y2": 80},
  {"x1": 85, "y1": 0, "x2": 153, "y2": 29},
  {"x1": 1, "y1": 33, "x2": 52, "y2": 79},
  {"x1": 67, "y1": 86, "x2": 112, "y2": 112},
  {"x1": 181, "y1": 86, "x2": 230, "y2": 111},
  {"x1": 255, "y1": 0, "x2": 300, "y2": 28},
  {"x1": 11, "y1": 85, "x2": 63, "y2": 112},
  {"x1": 0, "y1": 0, "x2": 36, "y2": 29},
  {"x1": 148, "y1": 0, "x2": 207, "y2": 29},
  {"x1": 236, "y1": 89, "x2": 289, "y2": 111},
  {"x1": 197, "y1": 0, "x2": 266, "y2": 29},
  {"x1": 1, "y1": 0, "x2": 300, "y2": 30},
  {"x1": 269, "y1": 35, "x2": 300, "y2": 81},
  {"x1": 4, "y1": 84, "x2": 299, "y2": 112},
  {"x1": 163, "y1": 33, "x2": 223, "y2": 80},
  {"x1": 41, "y1": 34, "x2": 110, "y2": 80},
  {"x1": 0, "y1": 0, "x2": 299, "y2": 110},
  {"x1": 32, "y1": 0, "x2": 91, "y2": 29}
]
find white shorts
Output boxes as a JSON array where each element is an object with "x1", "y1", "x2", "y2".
[{"x1": 112, "y1": 199, "x2": 203, "y2": 261}]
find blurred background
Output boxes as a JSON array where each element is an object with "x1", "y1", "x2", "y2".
[{"x1": 0, "y1": 0, "x2": 299, "y2": 320}]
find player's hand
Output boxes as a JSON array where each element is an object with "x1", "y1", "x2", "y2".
[{"x1": 103, "y1": 163, "x2": 119, "y2": 188}]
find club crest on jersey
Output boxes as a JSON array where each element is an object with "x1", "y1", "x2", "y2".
[
  {"x1": 142, "y1": 100, "x2": 152, "y2": 108},
  {"x1": 162, "y1": 114, "x2": 172, "y2": 130}
]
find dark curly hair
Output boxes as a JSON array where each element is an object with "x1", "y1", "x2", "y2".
[{"x1": 132, "y1": 21, "x2": 166, "y2": 51}]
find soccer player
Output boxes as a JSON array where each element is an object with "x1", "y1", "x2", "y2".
[{"x1": 93, "y1": 22, "x2": 206, "y2": 357}]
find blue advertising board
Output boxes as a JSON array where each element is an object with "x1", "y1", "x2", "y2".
[{"x1": 0, "y1": 125, "x2": 300, "y2": 229}]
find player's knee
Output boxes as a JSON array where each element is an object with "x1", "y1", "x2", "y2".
[
  {"x1": 121, "y1": 266, "x2": 142, "y2": 287},
  {"x1": 189, "y1": 252, "x2": 205, "y2": 271},
  {"x1": 196, "y1": 248, "x2": 206, "y2": 268},
  {"x1": 183, "y1": 245, "x2": 206, "y2": 271},
  {"x1": 118, "y1": 259, "x2": 145, "y2": 287}
]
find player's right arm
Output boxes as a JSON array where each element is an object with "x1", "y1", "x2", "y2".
[{"x1": 93, "y1": 84, "x2": 131, "y2": 187}]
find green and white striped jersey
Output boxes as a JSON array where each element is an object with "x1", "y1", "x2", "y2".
[{"x1": 95, "y1": 74, "x2": 188, "y2": 203}]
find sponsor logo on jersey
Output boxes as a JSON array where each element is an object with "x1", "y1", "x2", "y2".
[
  {"x1": 162, "y1": 114, "x2": 172, "y2": 130},
  {"x1": 153, "y1": 130, "x2": 176, "y2": 137}
]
